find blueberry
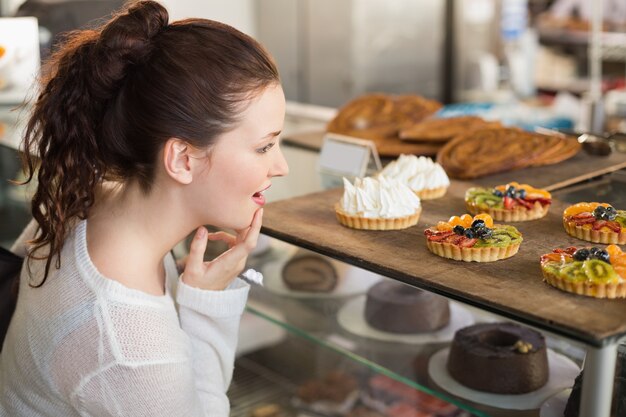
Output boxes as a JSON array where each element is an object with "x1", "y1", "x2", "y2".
[
  {"x1": 517, "y1": 189, "x2": 527, "y2": 199},
  {"x1": 493, "y1": 189, "x2": 503, "y2": 197},
  {"x1": 471, "y1": 219, "x2": 486, "y2": 229},
  {"x1": 606, "y1": 206, "x2": 616, "y2": 214},
  {"x1": 573, "y1": 248, "x2": 590, "y2": 261},
  {"x1": 505, "y1": 185, "x2": 516, "y2": 197},
  {"x1": 453, "y1": 225, "x2": 465, "y2": 235},
  {"x1": 477, "y1": 228, "x2": 493, "y2": 239},
  {"x1": 605, "y1": 206, "x2": 617, "y2": 221},
  {"x1": 593, "y1": 206, "x2": 606, "y2": 219},
  {"x1": 594, "y1": 249, "x2": 610, "y2": 263},
  {"x1": 589, "y1": 247, "x2": 602, "y2": 257},
  {"x1": 464, "y1": 228, "x2": 476, "y2": 239}
]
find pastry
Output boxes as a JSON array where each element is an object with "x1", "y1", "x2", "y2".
[
  {"x1": 336, "y1": 176, "x2": 422, "y2": 230},
  {"x1": 398, "y1": 116, "x2": 498, "y2": 142},
  {"x1": 437, "y1": 127, "x2": 581, "y2": 179},
  {"x1": 465, "y1": 181, "x2": 552, "y2": 221},
  {"x1": 447, "y1": 322, "x2": 549, "y2": 394},
  {"x1": 378, "y1": 154, "x2": 450, "y2": 200},
  {"x1": 540, "y1": 245, "x2": 626, "y2": 298},
  {"x1": 364, "y1": 281, "x2": 450, "y2": 334},
  {"x1": 282, "y1": 249, "x2": 338, "y2": 293},
  {"x1": 297, "y1": 371, "x2": 358, "y2": 404},
  {"x1": 327, "y1": 93, "x2": 442, "y2": 142},
  {"x1": 424, "y1": 214, "x2": 522, "y2": 262},
  {"x1": 563, "y1": 202, "x2": 626, "y2": 244},
  {"x1": 250, "y1": 404, "x2": 285, "y2": 417}
]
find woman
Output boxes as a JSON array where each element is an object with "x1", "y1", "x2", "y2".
[{"x1": 0, "y1": 1, "x2": 288, "y2": 416}]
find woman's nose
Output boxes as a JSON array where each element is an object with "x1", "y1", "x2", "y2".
[{"x1": 271, "y1": 145, "x2": 289, "y2": 177}]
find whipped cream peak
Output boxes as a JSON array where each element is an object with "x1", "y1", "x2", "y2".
[
  {"x1": 380, "y1": 154, "x2": 450, "y2": 191},
  {"x1": 340, "y1": 175, "x2": 421, "y2": 219}
]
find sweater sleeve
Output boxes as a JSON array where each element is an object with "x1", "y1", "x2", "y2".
[{"x1": 10, "y1": 218, "x2": 38, "y2": 257}]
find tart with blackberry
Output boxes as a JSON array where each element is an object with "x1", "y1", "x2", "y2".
[
  {"x1": 563, "y1": 202, "x2": 626, "y2": 244},
  {"x1": 540, "y1": 245, "x2": 626, "y2": 298},
  {"x1": 465, "y1": 182, "x2": 551, "y2": 221},
  {"x1": 424, "y1": 214, "x2": 522, "y2": 262}
]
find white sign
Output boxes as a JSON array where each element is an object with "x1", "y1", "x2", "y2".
[
  {"x1": 0, "y1": 17, "x2": 40, "y2": 104},
  {"x1": 317, "y1": 133, "x2": 382, "y2": 189}
]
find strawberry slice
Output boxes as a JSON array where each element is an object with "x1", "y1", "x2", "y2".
[
  {"x1": 427, "y1": 231, "x2": 454, "y2": 241},
  {"x1": 571, "y1": 212, "x2": 594, "y2": 220},
  {"x1": 571, "y1": 216, "x2": 596, "y2": 225},
  {"x1": 503, "y1": 196, "x2": 515, "y2": 209},
  {"x1": 605, "y1": 221, "x2": 622, "y2": 233},
  {"x1": 515, "y1": 197, "x2": 533, "y2": 209},
  {"x1": 526, "y1": 197, "x2": 552, "y2": 205},
  {"x1": 459, "y1": 238, "x2": 477, "y2": 248},
  {"x1": 444, "y1": 234, "x2": 466, "y2": 245},
  {"x1": 593, "y1": 220, "x2": 607, "y2": 230}
]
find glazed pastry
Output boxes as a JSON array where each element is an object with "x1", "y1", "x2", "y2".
[
  {"x1": 335, "y1": 176, "x2": 422, "y2": 230},
  {"x1": 540, "y1": 245, "x2": 626, "y2": 298},
  {"x1": 282, "y1": 250, "x2": 338, "y2": 293},
  {"x1": 563, "y1": 202, "x2": 626, "y2": 244},
  {"x1": 424, "y1": 214, "x2": 522, "y2": 262},
  {"x1": 378, "y1": 154, "x2": 450, "y2": 200},
  {"x1": 465, "y1": 182, "x2": 551, "y2": 221}
]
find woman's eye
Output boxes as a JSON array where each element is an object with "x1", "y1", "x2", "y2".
[{"x1": 256, "y1": 142, "x2": 275, "y2": 154}]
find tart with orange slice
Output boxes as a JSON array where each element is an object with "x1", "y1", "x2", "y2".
[
  {"x1": 563, "y1": 202, "x2": 626, "y2": 244},
  {"x1": 540, "y1": 245, "x2": 626, "y2": 298},
  {"x1": 424, "y1": 214, "x2": 522, "y2": 262},
  {"x1": 465, "y1": 182, "x2": 551, "y2": 221}
]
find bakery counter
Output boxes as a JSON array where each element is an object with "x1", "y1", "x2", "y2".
[{"x1": 241, "y1": 237, "x2": 590, "y2": 417}]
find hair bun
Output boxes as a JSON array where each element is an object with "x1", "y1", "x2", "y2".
[{"x1": 98, "y1": 1, "x2": 169, "y2": 68}]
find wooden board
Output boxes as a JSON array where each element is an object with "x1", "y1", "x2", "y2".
[
  {"x1": 261, "y1": 181, "x2": 626, "y2": 347},
  {"x1": 282, "y1": 130, "x2": 626, "y2": 192}
]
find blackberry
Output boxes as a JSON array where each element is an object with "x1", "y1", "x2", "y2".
[
  {"x1": 594, "y1": 249, "x2": 611, "y2": 263},
  {"x1": 593, "y1": 206, "x2": 607, "y2": 220},
  {"x1": 589, "y1": 247, "x2": 602, "y2": 258},
  {"x1": 505, "y1": 185, "x2": 516, "y2": 197},
  {"x1": 471, "y1": 219, "x2": 486, "y2": 229},
  {"x1": 453, "y1": 225, "x2": 465, "y2": 235},
  {"x1": 464, "y1": 228, "x2": 476, "y2": 239},
  {"x1": 477, "y1": 228, "x2": 493, "y2": 239},
  {"x1": 573, "y1": 248, "x2": 590, "y2": 261}
]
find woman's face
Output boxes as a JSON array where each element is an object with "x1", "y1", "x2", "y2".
[{"x1": 191, "y1": 83, "x2": 289, "y2": 230}]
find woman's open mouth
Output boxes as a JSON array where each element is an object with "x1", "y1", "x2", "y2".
[{"x1": 252, "y1": 184, "x2": 271, "y2": 206}]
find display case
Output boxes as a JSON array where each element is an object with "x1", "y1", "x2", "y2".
[{"x1": 2, "y1": 106, "x2": 625, "y2": 417}]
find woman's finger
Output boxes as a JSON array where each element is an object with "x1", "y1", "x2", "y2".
[
  {"x1": 241, "y1": 208, "x2": 263, "y2": 252},
  {"x1": 206, "y1": 231, "x2": 237, "y2": 248},
  {"x1": 184, "y1": 226, "x2": 208, "y2": 277}
]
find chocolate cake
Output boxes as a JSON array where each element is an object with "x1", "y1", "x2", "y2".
[
  {"x1": 563, "y1": 343, "x2": 625, "y2": 417},
  {"x1": 282, "y1": 250, "x2": 338, "y2": 292},
  {"x1": 447, "y1": 322, "x2": 549, "y2": 394},
  {"x1": 364, "y1": 281, "x2": 450, "y2": 334}
]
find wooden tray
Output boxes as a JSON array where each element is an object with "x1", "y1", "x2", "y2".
[
  {"x1": 261, "y1": 181, "x2": 626, "y2": 347},
  {"x1": 283, "y1": 130, "x2": 626, "y2": 192}
]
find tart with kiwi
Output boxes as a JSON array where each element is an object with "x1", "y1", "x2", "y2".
[
  {"x1": 465, "y1": 182, "x2": 552, "y2": 222},
  {"x1": 563, "y1": 202, "x2": 626, "y2": 245},
  {"x1": 424, "y1": 214, "x2": 523, "y2": 262},
  {"x1": 540, "y1": 245, "x2": 626, "y2": 298}
]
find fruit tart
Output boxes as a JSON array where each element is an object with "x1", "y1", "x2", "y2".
[
  {"x1": 465, "y1": 182, "x2": 552, "y2": 221},
  {"x1": 424, "y1": 214, "x2": 522, "y2": 262},
  {"x1": 540, "y1": 245, "x2": 626, "y2": 298},
  {"x1": 563, "y1": 202, "x2": 626, "y2": 244}
]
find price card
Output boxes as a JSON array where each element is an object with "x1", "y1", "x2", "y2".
[{"x1": 317, "y1": 133, "x2": 382, "y2": 189}]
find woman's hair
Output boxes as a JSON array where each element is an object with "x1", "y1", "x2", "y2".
[{"x1": 22, "y1": 0, "x2": 280, "y2": 285}]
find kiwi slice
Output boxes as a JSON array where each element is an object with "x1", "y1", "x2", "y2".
[
  {"x1": 615, "y1": 210, "x2": 626, "y2": 227},
  {"x1": 541, "y1": 261, "x2": 562, "y2": 276},
  {"x1": 582, "y1": 259, "x2": 619, "y2": 284},
  {"x1": 559, "y1": 262, "x2": 587, "y2": 282},
  {"x1": 474, "y1": 232, "x2": 511, "y2": 248},
  {"x1": 475, "y1": 194, "x2": 503, "y2": 208}
]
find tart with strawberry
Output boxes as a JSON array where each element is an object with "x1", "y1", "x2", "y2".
[
  {"x1": 563, "y1": 202, "x2": 626, "y2": 245},
  {"x1": 465, "y1": 182, "x2": 552, "y2": 222},
  {"x1": 424, "y1": 214, "x2": 522, "y2": 262},
  {"x1": 540, "y1": 245, "x2": 626, "y2": 298}
]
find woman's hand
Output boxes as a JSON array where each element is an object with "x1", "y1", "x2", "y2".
[{"x1": 182, "y1": 208, "x2": 263, "y2": 291}]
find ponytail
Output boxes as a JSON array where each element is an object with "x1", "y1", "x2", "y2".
[{"x1": 22, "y1": 1, "x2": 169, "y2": 285}]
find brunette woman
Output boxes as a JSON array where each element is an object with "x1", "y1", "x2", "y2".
[{"x1": 0, "y1": 1, "x2": 288, "y2": 416}]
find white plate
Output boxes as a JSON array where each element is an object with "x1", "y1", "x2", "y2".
[
  {"x1": 262, "y1": 253, "x2": 382, "y2": 299},
  {"x1": 337, "y1": 296, "x2": 475, "y2": 344},
  {"x1": 428, "y1": 347, "x2": 580, "y2": 410},
  {"x1": 540, "y1": 389, "x2": 572, "y2": 417}
]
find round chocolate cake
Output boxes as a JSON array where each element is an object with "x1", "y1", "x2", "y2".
[
  {"x1": 364, "y1": 281, "x2": 450, "y2": 334},
  {"x1": 446, "y1": 322, "x2": 549, "y2": 394}
]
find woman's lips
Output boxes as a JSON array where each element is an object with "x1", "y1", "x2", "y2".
[{"x1": 252, "y1": 191, "x2": 266, "y2": 206}]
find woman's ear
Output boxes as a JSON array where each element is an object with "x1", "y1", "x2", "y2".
[{"x1": 163, "y1": 138, "x2": 193, "y2": 184}]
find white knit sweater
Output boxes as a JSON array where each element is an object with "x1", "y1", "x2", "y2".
[{"x1": 0, "y1": 220, "x2": 250, "y2": 416}]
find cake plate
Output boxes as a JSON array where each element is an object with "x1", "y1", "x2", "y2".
[
  {"x1": 337, "y1": 296, "x2": 475, "y2": 344},
  {"x1": 539, "y1": 389, "x2": 571, "y2": 417},
  {"x1": 427, "y1": 347, "x2": 580, "y2": 410}
]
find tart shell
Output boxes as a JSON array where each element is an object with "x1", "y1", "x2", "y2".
[
  {"x1": 466, "y1": 200, "x2": 550, "y2": 222},
  {"x1": 541, "y1": 268, "x2": 626, "y2": 299},
  {"x1": 425, "y1": 239, "x2": 520, "y2": 262},
  {"x1": 414, "y1": 185, "x2": 448, "y2": 200},
  {"x1": 335, "y1": 204, "x2": 421, "y2": 230},
  {"x1": 563, "y1": 220, "x2": 626, "y2": 245}
]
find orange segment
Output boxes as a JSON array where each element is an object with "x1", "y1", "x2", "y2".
[
  {"x1": 448, "y1": 216, "x2": 463, "y2": 227},
  {"x1": 460, "y1": 214, "x2": 473, "y2": 227},
  {"x1": 607, "y1": 245, "x2": 623, "y2": 259},
  {"x1": 473, "y1": 213, "x2": 494, "y2": 228},
  {"x1": 436, "y1": 221, "x2": 453, "y2": 232}
]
